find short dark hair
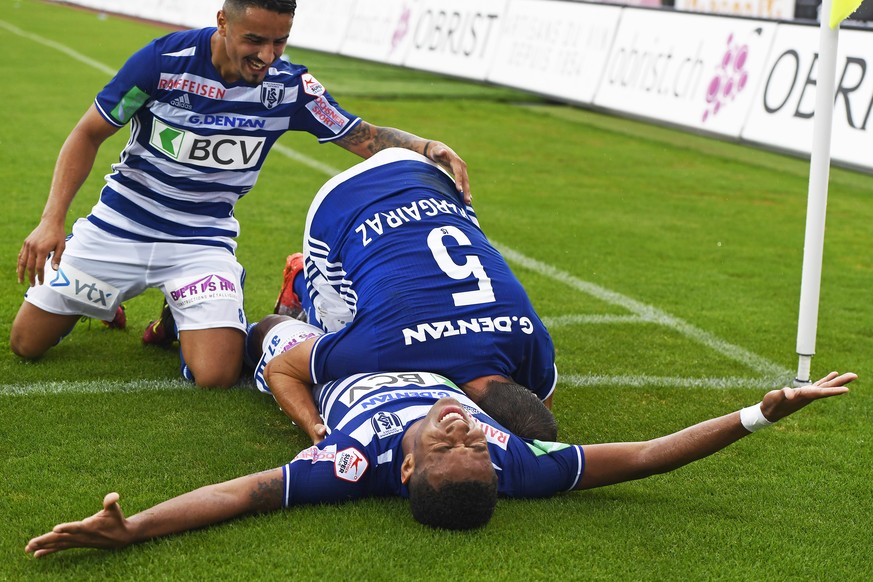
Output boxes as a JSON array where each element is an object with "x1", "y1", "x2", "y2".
[
  {"x1": 408, "y1": 470, "x2": 498, "y2": 530},
  {"x1": 223, "y1": 0, "x2": 297, "y2": 15},
  {"x1": 477, "y1": 380, "x2": 558, "y2": 441}
]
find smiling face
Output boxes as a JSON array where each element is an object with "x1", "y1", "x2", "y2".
[
  {"x1": 401, "y1": 397, "x2": 495, "y2": 489},
  {"x1": 213, "y1": 6, "x2": 293, "y2": 85}
]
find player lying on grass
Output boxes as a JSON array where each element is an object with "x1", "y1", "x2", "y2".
[
  {"x1": 25, "y1": 363, "x2": 855, "y2": 554},
  {"x1": 248, "y1": 315, "x2": 558, "y2": 442}
]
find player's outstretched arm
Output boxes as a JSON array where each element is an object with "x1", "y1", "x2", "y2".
[
  {"x1": 759, "y1": 371, "x2": 854, "y2": 421},
  {"x1": 25, "y1": 468, "x2": 285, "y2": 558},
  {"x1": 577, "y1": 372, "x2": 856, "y2": 490},
  {"x1": 333, "y1": 121, "x2": 471, "y2": 202}
]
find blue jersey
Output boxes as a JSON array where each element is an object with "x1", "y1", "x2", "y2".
[
  {"x1": 280, "y1": 372, "x2": 584, "y2": 506},
  {"x1": 302, "y1": 149, "x2": 557, "y2": 400},
  {"x1": 90, "y1": 27, "x2": 359, "y2": 253}
]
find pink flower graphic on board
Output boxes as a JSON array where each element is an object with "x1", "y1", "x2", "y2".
[
  {"x1": 391, "y1": 6, "x2": 411, "y2": 54},
  {"x1": 702, "y1": 33, "x2": 751, "y2": 122}
]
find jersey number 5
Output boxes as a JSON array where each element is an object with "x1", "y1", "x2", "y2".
[{"x1": 427, "y1": 226, "x2": 495, "y2": 307}]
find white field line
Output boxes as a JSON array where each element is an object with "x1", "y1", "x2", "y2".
[
  {"x1": 2, "y1": 379, "x2": 194, "y2": 396},
  {"x1": 495, "y1": 244, "x2": 792, "y2": 381},
  {"x1": 543, "y1": 314, "x2": 650, "y2": 327},
  {"x1": 0, "y1": 24, "x2": 791, "y2": 395},
  {"x1": 271, "y1": 143, "x2": 344, "y2": 177},
  {"x1": 0, "y1": 19, "x2": 119, "y2": 77},
  {"x1": 561, "y1": 374, "x2": 783, "y2": 390}
]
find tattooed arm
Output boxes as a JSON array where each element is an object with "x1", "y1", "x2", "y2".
[
  {"x1": 25, "y1": 468, "x2": 286, "y2": 557},
  {"x1": 336, "y1": 121, "x2": 471, "y2": 202}
]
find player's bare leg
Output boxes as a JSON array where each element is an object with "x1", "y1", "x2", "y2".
[
  {"x1": 178, "y1": 327, "x2": 245, "y2": 388},
  {"x1": 9, "y1": 303, "x2": 80, "y2": 359}
]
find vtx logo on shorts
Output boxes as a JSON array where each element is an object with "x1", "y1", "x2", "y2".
[
  {"x1": 48, "y1": 264, "x2": 119, "y2": 308},
  {"x1": 149, "y1": 118, "x2": 266, "y2": 170}
]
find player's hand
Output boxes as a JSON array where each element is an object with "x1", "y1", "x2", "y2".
[
  {"x1": 17, "y1": 221, "x2": 67, "y2": 286},
  {"x1": 312, "y1": 423, "x2": 328, "y2": 444},
  {"x1": 25, "y1": 492, "x2": 134, "y2": 558},
  {"x1": 427, "y1": 141, "x2": 471, "y2": 204},
  {"x1": 760, "y1": 372, "x2": 856, "y2": 422}
]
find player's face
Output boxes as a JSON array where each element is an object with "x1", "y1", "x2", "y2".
[
  {"x1": 215, "y1": 7, "x2": 292, "y2": 85},
  {"x1": 412, "y1": 398, "x2": 494, "y2": 487}
]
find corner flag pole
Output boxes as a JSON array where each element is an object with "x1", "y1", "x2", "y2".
[{"x1": 795, "y1": 0, "x2": 859, "y2": 384}]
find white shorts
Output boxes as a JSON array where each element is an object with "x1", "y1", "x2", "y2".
[
  {"x1": 24, "y1": 219, "x2": 247, "y2": 331},
  {"x1": 252, "y1": 319, "x2": 324, "y2": 393}
]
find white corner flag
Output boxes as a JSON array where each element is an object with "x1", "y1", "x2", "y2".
[{"x1": 795, "y1": 0, "x2": 865, "y2": 384}]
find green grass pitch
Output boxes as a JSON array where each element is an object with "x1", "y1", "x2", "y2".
[{"x1": 1, "y1": 1, "x2": 871, "y2": 579}]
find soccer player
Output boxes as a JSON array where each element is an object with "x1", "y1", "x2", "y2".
[
  {"x1": 11, "y1": 0, "x2": 469, "y2": 388},
  {"x1": 248, "y1": 315, "x2": 558, "y2": 442},
  {"x1": 258, "y1": 147, "x2": 558, "y2": 440},
  {"x1": 23, "y1": 366, "x2": 855, "y2": 553}
]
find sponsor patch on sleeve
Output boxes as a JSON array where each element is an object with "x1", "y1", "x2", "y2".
[
  {"x1": 110, "y1": 86, "x2": 150, "y2": 124},
  {"x1": 291, "y1": 444, "x2": 337, "y2": 464},
  {"x1": 525, "y1": 440, "x2": 572, "y2": 457},
  {"x1": 305, "y1": 96, "x2": 349, "y2": 134},
  {"x1": 335, "y1": 447, "x2": 368, "y2": 482},
  {"x1": 301, "y1": 73, "x2": 325, "y2": 96}
]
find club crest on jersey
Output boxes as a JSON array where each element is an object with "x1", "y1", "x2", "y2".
[
  {"x1": 335, "y1": 447, "x2": 368, "y2": 482},
  {"x1": 370, "y1": 411, "x2": 404, "y2": 439},
  {"x1": 260, "y1": 81, "x2": 285, "y2": 109}
]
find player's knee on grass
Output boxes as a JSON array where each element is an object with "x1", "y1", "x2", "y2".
[
  {"x1": 190, "y1": 366, "x2": 242, "y2": 389},
  {"x1": 183, "y1": 354, "x2": 243, "y2": 388},
  {"x1": 178, "y1": 328, "x2": 245, "y2": 388},
  {"x1": 9, "y1": 308, "x2": 78, "y2": 360},
  {"x1": 9, "y1": 329, "x2": 49, "y2": 360}
]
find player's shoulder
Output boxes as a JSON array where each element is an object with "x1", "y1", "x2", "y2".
[
  {"x1": 149, "y1": 27, "x2": 213, "y2": 54},
  {"x1": 272, "y1": 56, "x2": 309, "y2": 77},
  {"x1": 265, "y1": 58, "x2": 328, "y2": 94},
  {"x1": 313, "y1": 149, "x2": 440, "y2": 200}
]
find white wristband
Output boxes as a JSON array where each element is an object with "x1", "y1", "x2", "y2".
[{"x1": 739, "y1": 403, "x2": 774, "y2": 433}]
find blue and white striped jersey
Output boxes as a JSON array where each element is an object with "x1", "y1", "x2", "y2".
[
  {"x1": 300, "y1": 149, "x2": 557, "y2": 400},
  {"x1": 280, "y1": 372, "x2": 585, "y2": 506},
  {"x1": 90, "y1": 27, "x2": 360, "y2": 253}
]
